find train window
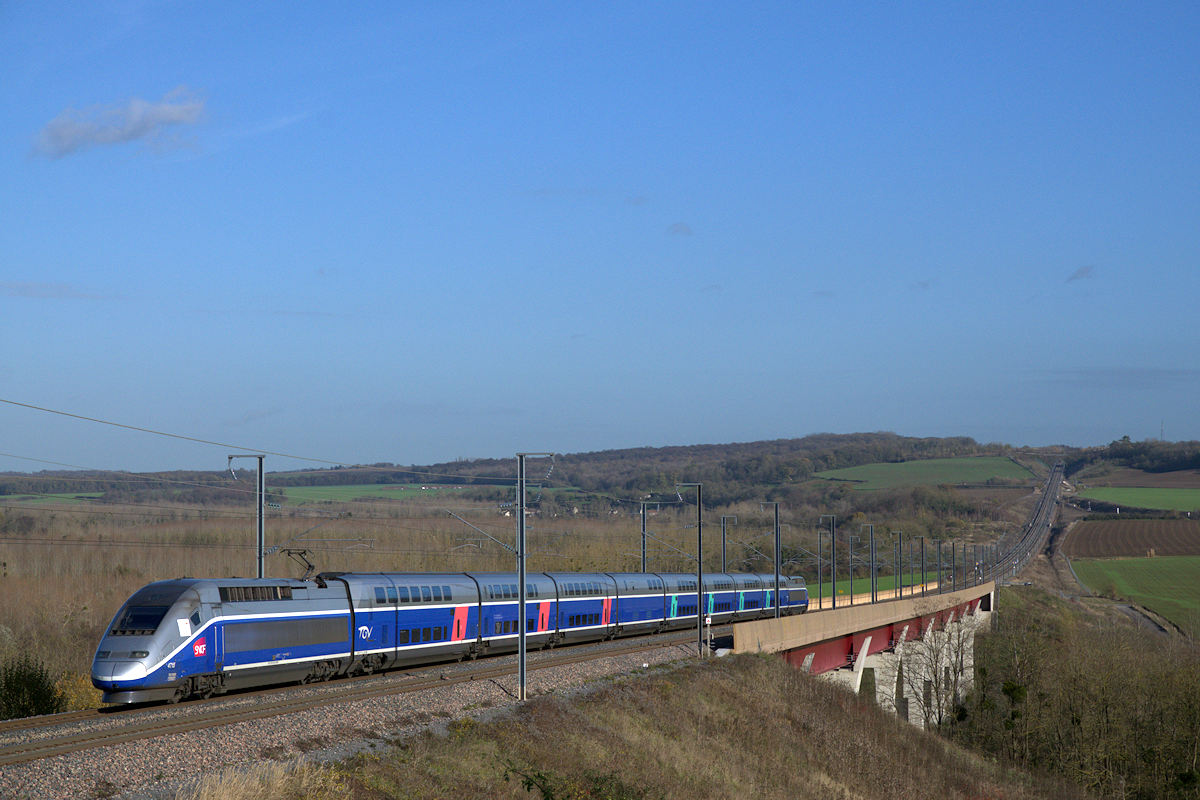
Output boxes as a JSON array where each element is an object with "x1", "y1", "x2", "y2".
[
  {"x1": 421, "y1": 586, "x2": 432, "y2": 602},
  {"x1": 433, "y1": 626, "x2": 444, "y2": 641},
  {"x1": 111, "y1": 604, "x2": 170, "y2": 635},
  {"x1": 398, "y1": 630, "x2": 410, "y2": 644},
  {"x1": 374, "y1": 587, "x2": 386, "y2": 604},
  {"x1": 527, "y1": 584, "x2": 537, "y2": 598},
  {"x1": 431, "y1": 586, "x2": 442, "y2": 602},
  {"x1": 189, "y1": 610, "x2": 201, "y2": 628},
  {"x1": 442, "y1": 585, "x2": 452, "y2": 600},
  {"x1": 421, "y1": 628, "x2": 431, "y2": 642},
  {"x1": 387, "y1": 587, "x2": 398, "y2": 603}
]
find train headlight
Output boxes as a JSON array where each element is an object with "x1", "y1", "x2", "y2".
[{"x1": 131, "y1": 650, "x2": 149, "y2": 658}]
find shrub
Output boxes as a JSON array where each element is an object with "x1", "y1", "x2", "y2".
[
  {"x1": 0, "y1": 654, "x2": 66, "y2": 720},
  {"x1": 55, "y1": 670, "x2": 102, "y2": 710}
]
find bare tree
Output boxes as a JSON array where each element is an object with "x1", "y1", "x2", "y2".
[{"x1": 878, "y1": 602, "x2": 982, "y2": 728}]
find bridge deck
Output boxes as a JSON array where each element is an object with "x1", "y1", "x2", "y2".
[{"x1": 733, "y1": 581, "x2": 995, "y2": 656}]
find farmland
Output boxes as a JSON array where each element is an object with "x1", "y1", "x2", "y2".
[
  {"x1": 814, "y1": 456, "x2": 1035, "y2": 490},
  {"x1": 1064, "y1": 518, "x2": 1200, "y2": 638},
  {"x1": 1075, "y1": 466, "x2": 1200, "y2": 489},
  {"x1": 1063, "y1": 519, "x2": 1200, "y2": 558},
  {"x1": 1075, "y1": 486, "x2": 1200, "y2": 513},
  {"x1": 1070, "y1": 556, "x2": 1200, "y2": 638},
  {"x1": 277, "y1": 483, "x2": 463, "y2": 504}
]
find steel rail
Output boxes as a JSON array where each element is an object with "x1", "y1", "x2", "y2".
[{"x1": 0, "y1": 627, "x2": 714, "y2": 767}]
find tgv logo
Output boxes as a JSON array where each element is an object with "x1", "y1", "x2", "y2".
[{"x1": 358, "y1": 625, "x2": 373, "y2": 640}]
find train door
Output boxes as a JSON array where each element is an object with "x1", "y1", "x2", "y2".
[
  {"x1": 452, "y1": 604, "x2": 469, "y2": 642},
  {"x1": 210, "y1": 604, "x2": 224, "y2": 671},
  {"x1": 358, "y1": 587, "x2": 386, "y2": 652}
]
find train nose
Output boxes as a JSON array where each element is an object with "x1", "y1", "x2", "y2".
[{"x1": 92, "y1": 659, "x2": 149, "y2": 684}]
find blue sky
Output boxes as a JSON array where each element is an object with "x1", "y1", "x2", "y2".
[{"x1": 2, "y1": 2, "x2": 1198, "y2": 473}]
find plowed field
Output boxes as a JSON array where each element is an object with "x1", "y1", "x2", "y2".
[{"x1": 1063, "y1": 519, "x2": 1200, "y2": 558}]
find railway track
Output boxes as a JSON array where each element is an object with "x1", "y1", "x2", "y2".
[{"x1": 0, "y1": 627, "x2": 712, "y2": 767}]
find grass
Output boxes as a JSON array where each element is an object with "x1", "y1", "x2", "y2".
[
  {"x1": 0, "y1": 492, "x2": 103, "y2": 504},
  {"x1": 1070, "y1": 555, "x2": 1200, "y2": 638},
  {"x1": 177, "y1": 654, "x2": 1084, "y2": 800},
  {"x1": 276, "y1": 484, "x2": 464, "y2": 504},
  {"x1": 815, "y1": 457, "x2": 1034, "y2": 491},
  {"x1": 809, "y1": 570, "x2": 944, "y2": 600},
  {"x1": 1076, "y1": 486, "x2": 1200, "y2": 512}
]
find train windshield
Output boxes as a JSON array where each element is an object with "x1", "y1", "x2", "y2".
[{"x1": 109, "y1": 583, "x2": 189, "y2": 636}]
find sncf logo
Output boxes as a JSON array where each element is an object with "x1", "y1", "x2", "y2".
[
  {"x1": 358, "y1": 625, "x2": 373, "y2": 640},
  {"x1": 193, "y1": 638, "x2": 207, "y2": 658}
]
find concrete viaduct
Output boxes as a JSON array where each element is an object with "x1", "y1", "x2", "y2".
[
  {"x1": 728, "y1": 462, "x2": 1062, "y2": 727},
  {"x1": 733, "y1": 581, "x2": 994, "y2": 727}
]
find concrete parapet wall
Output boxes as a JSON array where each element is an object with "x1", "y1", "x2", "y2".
[{"x1": 733, "y1": 581, "x2": 995, "y2": 656}]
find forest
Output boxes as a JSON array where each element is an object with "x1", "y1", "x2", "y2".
[{"x1": 1066, "y1": 436, "x2": 1200, "y2": 475}]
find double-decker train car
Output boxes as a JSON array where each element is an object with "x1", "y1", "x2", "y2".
[{"x1": 92, "y1": 569, "x2": 808, "y2": 704}]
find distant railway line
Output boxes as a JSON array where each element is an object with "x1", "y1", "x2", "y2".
[{"x1": 992, "y1": 462, "x2": 1063, "y2": 582}]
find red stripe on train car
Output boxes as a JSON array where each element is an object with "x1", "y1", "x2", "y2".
[{"x1": 452, "y1": 604, "x2": 470, "y2": 641}]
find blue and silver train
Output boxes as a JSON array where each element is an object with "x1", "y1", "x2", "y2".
[{"x1": 92, "y1": 570, "x2": 808, "y2": 704}]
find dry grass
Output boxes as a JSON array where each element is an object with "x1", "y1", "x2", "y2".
[
  {"x1": 0, "y1": 493, "x2": 1018, "y2": 706},
  {"x1": 174, "y1": 760, "x2": 348, "y2": 800},
  {"x1": 175, "y1": 655, "x2": 1088, "y2": 800}
]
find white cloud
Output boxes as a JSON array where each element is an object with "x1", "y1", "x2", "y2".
[
  {"x1": 1066, "y1": 265, "x2": 1095, "y2": 283},
  {"x1": 34, "y1": 87, "x2": 205, "y2": 158}
]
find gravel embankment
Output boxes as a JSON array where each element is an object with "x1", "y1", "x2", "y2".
[{"x1": 0, "y1": 642, "x2": 693, "y2": 800}]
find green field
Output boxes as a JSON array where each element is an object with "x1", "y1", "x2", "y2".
[
  {"x1": 277, "y1": 484, "x2": 463, "y2": 504},
  {"x1": 1076, "y1": 487, "x2": 1200, "y2": 513},
  {"x1": 805, "y1": 569, "x2": 944, "y2": 600},
  {"x1": 814, "y1": 456, "x2": 1034, "y2": 490},
  {"x1": 1071, "y1": 556, "x2": 1200, "y2": 637},
  {"x1": 0, "y1": 492, "x2": 104, "y2": 505}
]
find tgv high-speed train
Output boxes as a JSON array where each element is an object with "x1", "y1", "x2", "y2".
[{"x1": 92, "y1": 570, "x2": 808, "y2": 704}]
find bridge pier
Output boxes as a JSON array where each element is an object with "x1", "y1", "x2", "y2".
[{"x1": 735, "y1": 583, "x2": 995, "y2": 729}]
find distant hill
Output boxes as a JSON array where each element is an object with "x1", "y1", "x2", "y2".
[
  {"x1": 272, "y1": 432, "x2": 1000, "y2": 505},
  {"x1": 0, "y1": 432, "x2": 1052, "y2": 507}
]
